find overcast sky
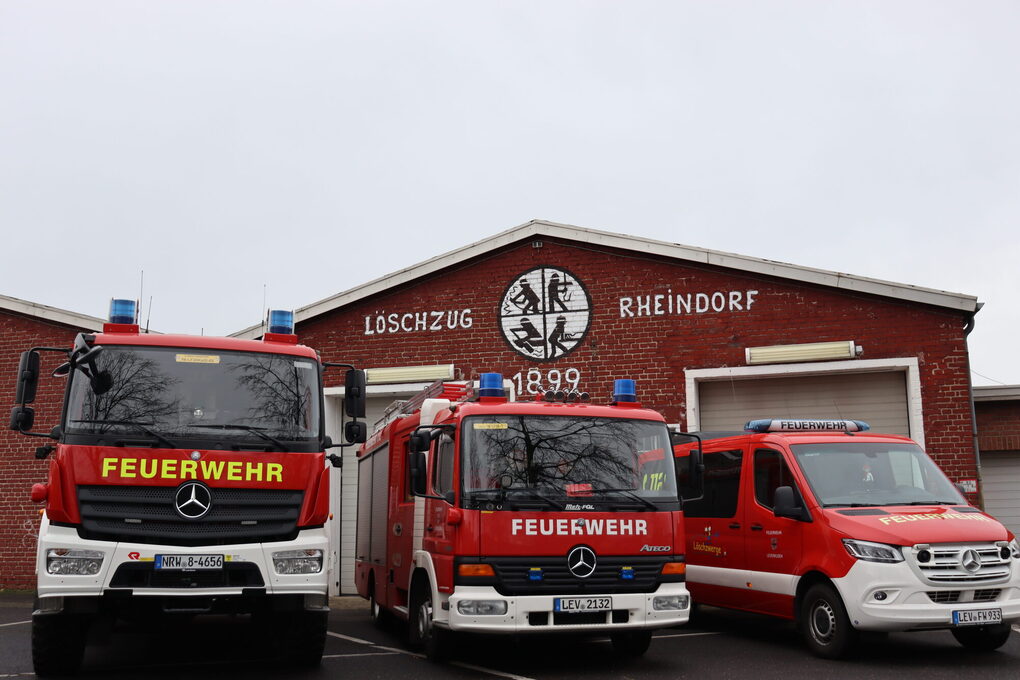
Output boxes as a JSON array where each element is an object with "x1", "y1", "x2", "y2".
[{"x1": 2, "y1": 1, "x2": 1017, "y2": 386}]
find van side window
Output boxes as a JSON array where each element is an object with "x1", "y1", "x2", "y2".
[
  {"x1": 432, "y1": 436, "x2": 455, "y2": 496},
  {"x1": 682, "y1": 449, "x2": 743, "y2": 518},
  {"x1": 754, "y1": 449, "x2": 794, "y2": 509}
]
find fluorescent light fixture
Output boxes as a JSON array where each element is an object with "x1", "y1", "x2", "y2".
[
  {"x1": 365, "y1": 364, "x2": 455, "y2": 384},
  {"x1": 745, "y1": 341, "x2": 861, "y2": 365}
]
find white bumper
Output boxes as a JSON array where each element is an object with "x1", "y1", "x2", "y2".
[
  {"x1": 36, "y1": 520, "x2": 329, "y2": 600},
  {"x1": 834, "y1": 558, "x2": 1020, "y2": 631},
  {"x1": 444, "y1": 583, "x2": 690, "y2": 634}
]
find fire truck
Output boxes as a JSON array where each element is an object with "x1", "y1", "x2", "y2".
[
  {"x1": 9, "y1": 299, "x2": 368, "y2": 676},
  {"x1": 673, "y1": 419, "x2": 1020, "y2": 658},
  {"x1": 354, "y1": 373, "x2": 697, "y2": 660}
]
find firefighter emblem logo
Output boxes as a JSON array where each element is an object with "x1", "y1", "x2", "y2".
[{"x1": 498, "y1": 266, "x2": 592, "y2": 362}]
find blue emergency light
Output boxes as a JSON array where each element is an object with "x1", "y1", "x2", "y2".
[
  {"x1": 528, "y1": 568, "x2": 543, "y2": 582},
  {"x1": 478, "y1": 372, "x2": 506, "y2": 398},
  {"x1": 745, "y1": 419, "x2": 871, "y2": 433},
  {"x1": 619, "y1": 566, "x2": 635, "y2": 580},
  {"x1": 267, "y1": 309, "x2": 295, "y2": 335},
  {"x1": 108, "y1": 298, "x2": 137, "y2": 325},
  {"x1": 613, "y1": 379, "x2": 637, "y2": 403}
]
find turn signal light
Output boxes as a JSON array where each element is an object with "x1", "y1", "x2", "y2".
[
  {"x1": 661, "y1": 562, "x2": 686, "y2": 575},
  {"x1": 458, "y1": 564, "x2": 495, "y2": 577}
]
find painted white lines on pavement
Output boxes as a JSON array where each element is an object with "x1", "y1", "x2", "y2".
[
  {"x1": 322, "y1": 653, "x2": 400, "y2": 658},
  {"x1": 450, "y1": 661, "x2": 536, "y2": 680},
  {"x1": 327, "y1": 631, "x2": 376, "y2": 645},
  {"x1": 0, "y1": 621, "x2": 30, "y2": 629},
  {"x1": 654, "y1": 632, "x2": 723, "y2": 639}
]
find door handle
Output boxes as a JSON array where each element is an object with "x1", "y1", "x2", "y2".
[
  {"x1": 426, "y1": 525, "x2": 435, "y2": 532},
  {"x1": 729, "y1": 523, "x2": 741, "y2": 529},
  {"x1": 750, "y1": 524, "x2": 763, "y2": 531}
]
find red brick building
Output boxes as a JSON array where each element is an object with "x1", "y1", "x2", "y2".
[{"x1": 0, "y1": 295, "x2": 103, "y2": 590}]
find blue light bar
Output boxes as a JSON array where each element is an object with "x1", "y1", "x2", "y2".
[
  {"x1": 267, "y1": 309, "x2": 295, "y2": 335},
  {"x1": 745, "y1": 419, "x2": 871, "y2": 433},
  {"x1": 108, "y1": 298, "x2": 137, "y2": 324},
  {"x1": 478, "y1": 372, "x2": 506, "y2": 398},
  {"x1": 613, "y1": 379, "x2": 637, "y2": 403}
]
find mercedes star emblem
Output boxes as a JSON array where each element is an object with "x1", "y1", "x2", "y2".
[
  {"x1": 961, "y1": 549, "x2": 982, "y2": 573},
  {"x1": 567, "y1": 545, "x2": 597, "y2": 579},
  {"x1": 174, "y1": 481, "x2": 212, "y2": 520}
]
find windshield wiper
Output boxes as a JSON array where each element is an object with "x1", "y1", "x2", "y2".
[
  {"x1": 194, "y1": 424, "x2": 288, "y2": 451},
  {"x1": 900, "y1": 500, "x2": 959, "y2": 505},
  {"x1": 70, "y1": 419, "x2": 178, "y2": 448},
  {"x1": 597, "y1": 487, "x2": 657, "y2": 511},
  {"x1": 504, "y1": 488, "x2": 563, "y2": 510},
  {"x1": 824, "y1": 502, "x2": 883, "y2": 508}
]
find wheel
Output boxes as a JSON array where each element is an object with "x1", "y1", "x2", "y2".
[
  {"x1": 951, "y1": 622, "x2": 1012, "y2": 651},
  {"x1": 32, "y1": 613, "x2": 88, "y2": 677},
  {"x1": 409, "y1": 587, "x2": 452, "y2": 661},
  {"x1": 610, "y1": 629, "x2": 652, "y2": 657},
  {"x1": 369, "y1": 592, "x2": 386, "y2": 627},
  {"x1": 800, "y1": 583, "x2": 859, "y2": 659},
  {"x1": 277, "y1": 611, "x2": 327, "y2": 668}
]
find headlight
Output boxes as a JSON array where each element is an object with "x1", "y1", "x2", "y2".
[
  {"x1": 272, "y1": 549, "x2": 323, "y2": 574},
  {"x1": 46, "y1": 549, "x2": 104, "y2": 575},
  {"x1": 842, "y1": 539, "x2": 903, "y2": 563},
  {"x1": 1009, "y1": 539, "x2": 1019, "y2": 559},
  {"x1": 457, "y1": 600, "x2": 508, "y2": 615},
  {"x1": 653, "y1": 595, "x2": 690, "y2": 610}
]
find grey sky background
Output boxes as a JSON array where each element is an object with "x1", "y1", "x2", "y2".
[{"x1": 2, "y1": 1, "x2": 1017, "y2": 385}]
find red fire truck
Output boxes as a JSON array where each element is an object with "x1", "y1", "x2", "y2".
[
  {"x1": 354, "y1": 373, "x2": 696, "y2": 660},
  {"x1": 9, "y1": 300, "x2": 368, "y2": 676}
]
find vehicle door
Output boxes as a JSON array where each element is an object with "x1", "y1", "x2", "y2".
[
  {"x1": 742, "y1": 447, "x2": 806, "y2": 617},
  {"x1": 681, "y1": 445, "x2": 747, "y2": 609},
  {"x1": 387, "y1": 436, "x2": 416, "y2": 609},
  {"x1": 424, "y1": 433, "x2": 457, "y2": 592}
]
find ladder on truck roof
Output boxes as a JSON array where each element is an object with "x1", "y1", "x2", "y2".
[{"x1": 371, "y1": 379, "x2": 472, "y2": 434}]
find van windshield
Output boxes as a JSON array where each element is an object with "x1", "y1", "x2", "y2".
[
  {"x1": 64, "y1": 346, "x2": 321, "y2": 452},
  {"x1": 461, "y1": 415, "x2": 679, "y2": 510},
  {"x1": 791, "y1": 442, "x2": 965, "y2": 507}
]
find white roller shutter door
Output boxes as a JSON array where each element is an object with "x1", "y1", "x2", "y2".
[
  {"x1": 697, "y1": 371, "x2": 910, "y2": 437},
  {"x1": 981, "y1": 452, "x2": 1020, "y2": 537}
]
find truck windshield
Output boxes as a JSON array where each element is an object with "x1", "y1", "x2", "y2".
[
  {"x1": 64, "y1": 346, "x2": 321, "y2": 451},
  {"x1": 461, "y1": 415, "x2": 678, "y2": 510},
  {"x1": 791, "y1": 442, "x2": 966, "y2": 507}
]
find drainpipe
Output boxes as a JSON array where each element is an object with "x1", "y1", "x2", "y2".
[{"x1": 964, "y1": 302, "x2": 985, "y2": 509}]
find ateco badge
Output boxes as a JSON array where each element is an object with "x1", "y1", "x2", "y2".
[
  {"x1": 174, "y1": 481, "x2": 212, "y2": 520},
  {"x1": 498, "y1": 266, "x2": 591, "y2": 361}
]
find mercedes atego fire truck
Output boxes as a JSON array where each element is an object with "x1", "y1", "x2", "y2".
[
  {"x1": 355, "y1": 373, "x2": 698, "y2": 660},
  {"x1": 9, "y1": 299, "x2": 368, "y2": 676}
]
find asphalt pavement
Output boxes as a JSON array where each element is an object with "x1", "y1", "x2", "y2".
[{"x1": 2, "y1": 593, "x2": 1019, "y2": 679}]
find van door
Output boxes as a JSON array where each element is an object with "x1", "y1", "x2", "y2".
[
  {"x1": 681, "y1": 446, "x2": 747, "y2": 609},
  {"x1": 742, "y1": 448, "x2": 805, "y2": 618}
]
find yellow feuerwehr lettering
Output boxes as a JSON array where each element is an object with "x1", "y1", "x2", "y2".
[
  {"x1": 179, "y1": 460, "x2": 198, "y2": 479},
  {"x1": 267, "y1": 463, "x2": 283, "y2": 483},
  {"x1": 120, "y1": 458, "x2": 137, "y2": 478},
  {"x1": 245, "y1": 462, "x2": 263, "y2": 482},
  {"x1": 101, "y1": 458, "x2": 117, "y2": 477},
  {"x1": 227, "y1": 461, "x2": 242, "y2": 481},
  {"x1": 200, "y1": 460, "x2": 225, "y2": 479},
  {"x1": 140, "y1": 459, "x2": 157, "y2": 479},
  {"x1": 160, "y1": 459, "x2": 178, "y2": 479}
]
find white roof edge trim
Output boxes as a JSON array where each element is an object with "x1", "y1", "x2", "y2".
[
  {"x1": 230, "y1": 219, "x2": 979, "y2": 339},
  {"x1": 973, "y1": 385, "x2": 1020, "y2": 402},
  {"x1": 0, "y1": 294, "x2": 105, "y2": 331}
]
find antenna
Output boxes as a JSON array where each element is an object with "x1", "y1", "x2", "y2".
[
  {"x1": 262, "y1": 284, "x2": 267, "y2": 334},
  {"x1": 145, "y1": 296, "x2": 153, "y2": 333},
  {"x1": 138, "y1": 269, "x2": 144, "y2": 324}
]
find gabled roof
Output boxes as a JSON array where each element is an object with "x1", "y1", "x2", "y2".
[
  {"x1": 0, "y1": 293, "x2": 105, "y2": 331},
  {"x1": 232, "y1": 219, "x2": 980, "y2": 339}
]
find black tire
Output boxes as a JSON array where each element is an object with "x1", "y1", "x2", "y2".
[
  {"x1": 951, "y1": 623, "x2": 1012, "y2": 651},
  {"x1": 610, "y1": 629, "x2": 653, "y2": 657},
  {"x1": 409, "y1": 587, "x2": 452, "y2": 662},
  {"x1": 32, "y1": 613, "x2": 88, "y2": 677},
  {"x1": 800, "y1": 583, "x2": 859, "y2": 659},
  {"x1": 278, "y1": 611, "x2": 327, "y2": 668},
  {"x1": 369, "y1": 590, "x2": 391, "y2": 629}
]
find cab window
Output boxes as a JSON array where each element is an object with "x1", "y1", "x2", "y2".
[
  {"x1": 754, "y1": 449, "x2": 795, "y2": 509},
  {"x1": 682, "y1": 449, "x2": 743, "y2": 518},
  {"x1": 432, "y1": 435, "x2": 455, "y2": 496}
]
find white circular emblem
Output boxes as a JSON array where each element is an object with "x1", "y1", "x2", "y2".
[
  {"x1": 567, "y1": 545, "x2": 597, "y2": 579},
  {"x1": 961, "y1": 549, "x2": 982, "y2": 573},
  {"x1": 174, "y1": 481, "x2": 212, "y2": 520},
  {"x1": 498, "y1": 266, "x2": 592, "y2": 362}
]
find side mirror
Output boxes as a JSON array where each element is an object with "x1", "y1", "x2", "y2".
[
  {"x1": 409, "y1": 450, "x2": 427, "y2": 496},
  {"x1": 676, "y1": 448, "x2": 705, "y2": 503},
  {"x1": 10, "y1": 406, "x2": 35, "y2": 432},
  {"x1": 344, "y1": 369, "x2": 366, "y2": 419},
  {"x1": 774, "y1": 485, "x2": 811, "y2": 521},
  {"x1": 344, "y1": 420, "x2": 367, "y2": 444},
  {"x1": 409, "y1": 430, "x2": 431, "y2": 453},
  {"x1": 14, "y1": 351, "x2": 41, "y2": 404}
]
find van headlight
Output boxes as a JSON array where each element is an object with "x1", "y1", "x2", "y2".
[
  {"x1": 457, "y1": 600, "x2": 508, "y2": 615},
  {"x1": 272, "y1": 549, "x2": 323, "y2": 574},
  {"x1": 47, "y1": 549, "x2": 104, "y2": 575},
  {"x1": 1009, "y1": 539, "x2": 1019, "y2": 559},
  {"x1": 842, "y1": 539, "x2": 903, "y2": 563}
]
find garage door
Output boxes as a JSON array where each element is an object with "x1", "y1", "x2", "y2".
[
  {"x1": 981, "y1": 452, "x2": 1020, "y2": 537},
  {"x1": 697, "y1": 371, "x2": 910, "y2": 437}
]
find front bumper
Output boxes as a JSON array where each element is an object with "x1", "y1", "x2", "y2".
[
  {"x1": 36, "y1": 521, "x2": 329, "y2": 610},
  {"x1": 834, "y1": 558, "x2": 1020, "y2": 631},
  {"x1": 444, "y1": 583, "x2": 690, "y2": 633}
]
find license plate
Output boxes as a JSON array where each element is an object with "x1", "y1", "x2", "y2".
[
  {"x1": 155, "y1": 554, "x2": 224, "y2": 570},
  {"x1": 554, "y1": 597, "x2": 612, "y2": 612},
  {"x1": 952, "y1": 608, "x2": 1002, "y2": 626}
]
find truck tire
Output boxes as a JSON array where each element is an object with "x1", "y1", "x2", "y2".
[
  {"x1": 951, "y1": 623, "x2": 1012, "y2": 651},
  {"x1": 800, "y1": 583, "x2": 859, "y2": 659},
  {"x1": 278, "y1": 611, "x2": 327, "y2": 668},
  {"x1": 409, "y1": 587, "x2": 452, "y2": 662},
  {"x1": 369, "y1": 588, "x2": 391, "y2": 629},
  {"x1": 32, "y1": 613, "x2": 87, "y2": 677},
  {"x1": 610, "y1": 630, "x2": 652, "y2": 657}
]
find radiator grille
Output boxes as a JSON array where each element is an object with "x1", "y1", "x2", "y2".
[
  {"x1": 477, "y1": 555, "x2": 671, "y2": 596},
  {"x1": 913, "y1": 544, "x2": 1011, "y2": 584}
]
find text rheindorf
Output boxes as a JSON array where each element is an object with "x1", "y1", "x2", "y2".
[{"x1": 511, "y1": 518, "x2": 648, "y2": 536}]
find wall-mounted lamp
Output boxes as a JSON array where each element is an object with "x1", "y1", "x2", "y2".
[
  {"x1": 745, "y1": 341, "x2": 862, "y2": 365},
  {"x1": 365, "y1": 364, "x2": 455, "y2": 385}
]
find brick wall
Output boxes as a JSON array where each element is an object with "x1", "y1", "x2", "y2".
[
  {"x1": 0, "y1": 311, "x2": 86, "y2": 590},
  {"x1": 976, "y1": 400, "x2": 1020, "y2": 452}
]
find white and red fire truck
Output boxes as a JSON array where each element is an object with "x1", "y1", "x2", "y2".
[
  {"x1": 673, "y1": 418, "x2": 1020, "y2": 658},
  {"x1": 9, "y1": 300, "x2": 367, "y2": 676},
  {"x1": 354, "y1": 373, "x2": 695, "y2": 660}
]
